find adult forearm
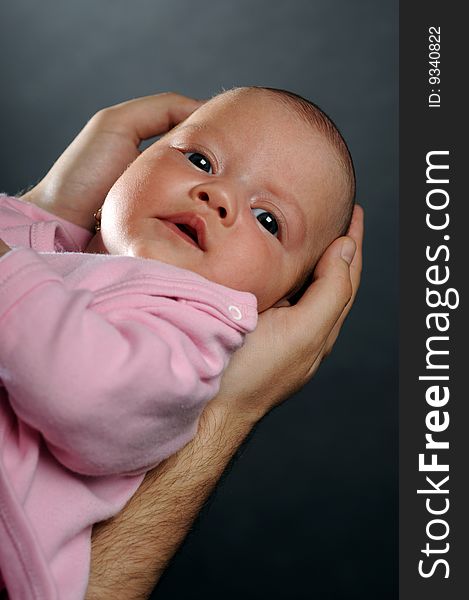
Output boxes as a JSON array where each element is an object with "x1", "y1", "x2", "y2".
[{"x1": 86, "y1": 404, "x2": 257, "y2": 600}]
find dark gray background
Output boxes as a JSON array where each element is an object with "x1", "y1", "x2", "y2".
[{"x1": 0, "y1": 1, "x2": 398, "y2": 598}]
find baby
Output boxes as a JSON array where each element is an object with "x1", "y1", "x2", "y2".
[
  {"x1": 0, "y1": 87, "x2": 355, "y2": 599},
  {"x1": 88, "y1": 86, "x2": 355, "y2": 309}
]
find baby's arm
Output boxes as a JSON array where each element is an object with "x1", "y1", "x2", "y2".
[
  {"x1": 0, "y1": 193, "x2": 93, "y2": 252},
  {"x1": 0, "y1": 247, "x2": 255, "y2": 477}
]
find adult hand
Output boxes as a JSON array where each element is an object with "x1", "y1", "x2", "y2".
[
  {"x1": 213, "y1": 204, "x2": 363, "y2": 423},
  {"x1": 21, "y1": 93, "x2": 203, "y2": 230}
]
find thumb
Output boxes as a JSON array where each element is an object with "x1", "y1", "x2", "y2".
[{"x1": 289, "y1": 236, "x2": 356, "y2": 345}]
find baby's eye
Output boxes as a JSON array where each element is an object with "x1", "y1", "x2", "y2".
[
  {"x1": 184, "y1": 152, "x2": 213, "y2": 174},
  {"x1": 251, "y1": 208, "x2": 279, "y2": 237}
]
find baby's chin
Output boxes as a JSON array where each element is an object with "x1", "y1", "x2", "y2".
[
  {"x1": 270, "y1": 298, "x2": 291, "y2": 308},
  {"x1": 84, "y1": 233, "x2": 287, "y2": 312},
  {"x1": 255, "y1": 292, "x2": 290, "y2": 313}
]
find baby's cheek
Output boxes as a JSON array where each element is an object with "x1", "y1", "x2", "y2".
[
  {"x1": 100, "y1": 213, "x2": 134, "y2": 257},
  {"x1": 221, "y1": 241, "x2": 274, "y2": 295},
  {"x1": 254, "y1": 253, "x2": 294, "y2": 309}
]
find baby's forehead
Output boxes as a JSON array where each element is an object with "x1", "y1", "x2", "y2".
[
  {"x1": 200, "y1": 92, "x2": 338, "y2": 156},
  {"x1": 186, "y1": 93, "x2": 330, "y2": 156},
  {"x1": 179, "y1": 91, "x2": 346, "y2": 216},
  {"x1": 188, "y1": 89, "x2": 295, "y2": 127}
]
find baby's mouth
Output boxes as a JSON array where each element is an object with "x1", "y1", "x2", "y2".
[
  {"x1": 175, "y1": 223, "x2": 199, "y2": 247},
  {"x1": 162, "y1": 215, "x2": 206, "y2": 250}
]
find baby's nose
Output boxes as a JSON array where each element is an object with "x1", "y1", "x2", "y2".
[
  {"x1": 193, "y1": 184, "x2": 237, "y2": 226},
  {"x1": 196, "y1": 190, "x2": 227, "y2": 218}
]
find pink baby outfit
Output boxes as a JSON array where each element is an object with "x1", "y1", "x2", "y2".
[{"x1": 0, "y1": 195, "x2": 257, "y2": 599}]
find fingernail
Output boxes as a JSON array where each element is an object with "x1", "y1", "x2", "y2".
[{"x1": 340, "y1": 238, "x2": 356, "y2": 265}]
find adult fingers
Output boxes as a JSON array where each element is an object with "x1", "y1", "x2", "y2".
[
  {"x1": 89, "y1": 93, "x2": 205, "y2": 145},
  {"x1": 347, "y1": 204, "x2": 364, "y2": 295},
  {"x1": 285, "y1": 235, "x2": 356, "y2": 353},
  {"x1": 322, "y1": 204, "x2": 364, "y2": 356}
]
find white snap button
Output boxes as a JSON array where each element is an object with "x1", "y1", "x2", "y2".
[{"x1": 228, "y1": 305, "x2": 242, "y2": 321}]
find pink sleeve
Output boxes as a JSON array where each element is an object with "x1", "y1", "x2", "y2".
[
  {"x1": 0, "y1": 194, "x2": 92, "y2": 251},
  {"x1": 0, "y1": 247, "x2": 253, "y2": 477}
]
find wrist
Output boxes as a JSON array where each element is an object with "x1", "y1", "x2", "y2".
[
  {"x1": 199, "y1": 399, "x2": 263, "y2": 449},
  {"x1": 209, "y1": 383, "x2": 274, "y2": 430}
]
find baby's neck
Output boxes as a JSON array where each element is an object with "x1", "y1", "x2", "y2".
[{"x1": 84, "y1": 234, "x2": 108, "y2": 255}]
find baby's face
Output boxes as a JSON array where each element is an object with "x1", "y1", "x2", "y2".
[{"x1": 93, "y1": 90, "x2": 345, "y2": 311}]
